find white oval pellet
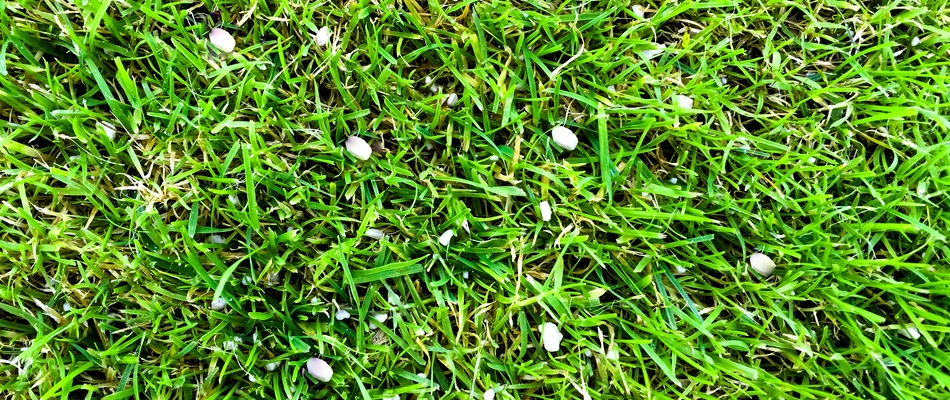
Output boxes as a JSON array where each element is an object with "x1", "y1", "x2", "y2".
[
  {"x1": 675, "y1": 95, "x2": 694, "y2": 110},
  {"x1": 898, "y1": 325, "x2": 921, "y2": 340},
  {"x1": 438, "y1": 229, "x2": 454, "y2": 246},
  {"x1": 306, "y1": 358, "x2": 333, "y2": 382},
  {"x1": 539, "y1": 322, "x2": 563, "y2": 352},
  {"x1": 632, "y1": 5, "x2": 646, "y2": 18},
  {"x1": 99, "y1": 122, "x2": 117, "y2": 140},
  {"x1": 345, "y1": 136, "x2": 373, "y2": 161},
  {"x1": 750, "y1": 253, "x2": 776, "y2": 277},
  {"x1": 368, "y1": 312, "x2": 387, "y2": 329},
  {"x1": 315, "y1": 26, "x2": 331, "y2": 47},
  {"x1": 606, "y1": 347, "x2": 620, "y2": 360},
  {"x1": 208, "y1": 28, "x2": 236, "y2": 53},
  {"x1": 365, "y1": 228, "x2": 385, "y2": 240},
  {"x1": 551, "y1": 126, "x2": 578, "y2": 151},
  {"x1": 539, "y1": 201, "x2": 552, "y2": 222},
  {"x1": 640, "y1": 44, "x2": 665, "y2": 60},
  {"x1": 335, "y1": 309, "x2": 351, "y2": 320},
  {"x1": 210, "y1": 297, "x2": 227, "y2": 311}
]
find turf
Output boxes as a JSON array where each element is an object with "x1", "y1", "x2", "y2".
[{"x1": 2, "y1": 0, "x2": 950, "y2": 399}]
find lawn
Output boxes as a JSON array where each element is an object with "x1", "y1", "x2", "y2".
[{"x1": 1, "y1": 0, "x2": 950, "y2": 399}]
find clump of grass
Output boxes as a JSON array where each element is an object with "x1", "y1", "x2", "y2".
[{"x1": 1, "y1": 0, "x2": 949, "y2": 399}]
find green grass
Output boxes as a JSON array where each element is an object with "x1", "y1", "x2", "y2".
[{"x1": 2, "y1": 0, "x2": 950, "y2": 399}]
